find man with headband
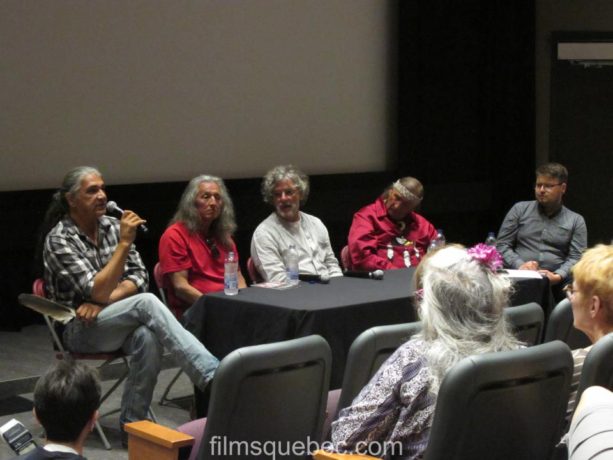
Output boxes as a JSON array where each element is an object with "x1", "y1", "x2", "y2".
[{"x1": 347, "y1": 177, "x2": 437, "y2": 271}]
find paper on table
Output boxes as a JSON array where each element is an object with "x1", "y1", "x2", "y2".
[
  {"x1": 250, "y1": 281, "x2": 298, "y2": 290},
  {"x1": 503, "y1": 269, "x2": 544, "y2": 279}
]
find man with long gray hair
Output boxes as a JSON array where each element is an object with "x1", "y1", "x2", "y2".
[
  {"x1": 250, "y1": 164, "x2": 342, "y2": 283},
  {"x1": 41, "y1": 166, "x2": 219, "y2": 446},
  {"x1": 159, "y1": 175, "x2": 246, "y2": 313}
]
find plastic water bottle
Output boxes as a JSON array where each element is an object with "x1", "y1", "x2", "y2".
[
  {"x1": 485, "y1": 231, "x2": 497, "y2": 247},
  {"x1": 285, "y1": 244, "x2": 300, "y2": 286},
  {"x1": 224, "y1": 251, "x2": 239, "y2": 295},
  {"x1": 428, "y1": 229, "x2": 446, "y2": 252}
]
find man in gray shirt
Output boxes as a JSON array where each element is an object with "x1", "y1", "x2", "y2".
[{"x1": 496, "y1": 162, "x2": 587, "y2": 299}]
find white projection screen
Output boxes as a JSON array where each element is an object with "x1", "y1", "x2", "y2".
[{"x1": 0, "y1": 1, "x2": 393, "y2": 191}]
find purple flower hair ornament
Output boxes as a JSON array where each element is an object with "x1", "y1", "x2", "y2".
[{"x1": 467, "y1": 243, "x2": 503, "y2": 272}]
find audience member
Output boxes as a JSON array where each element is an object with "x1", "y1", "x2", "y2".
[
  {"x1": 496, "y1": 162, "x2": 587, "y2": 300},
  {"x1": 330, "y1": 245, "x2": 520, "y2": 458},
  {"x1": 250, "y1": 165, "x2": 342, "y2": 283},
  {"x1": 159, "y1": 175, "x2": 246, "y2": 313},
  {"x1": 347, "y1": 177, "x2": 436, "y2": 270},
  {"x1": 12, "y1": 360, "x2": 100, "y2": 459},
  {"x1": 565, "y1": 244, "x2": 613, "y2": 417},
  {"x1": 42, "y1": 166, "x2": 219, "y2": 444},
  {"x1": 568, "y1": 386, "x2": 613, "y2": 460}
]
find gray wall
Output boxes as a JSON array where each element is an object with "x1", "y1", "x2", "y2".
[
  {"x1": 535, "y1": 0, "x2": 613, "y2": 164},
  {"x1": 0, "y1": 0, "x2": 394, "y2": 191}
]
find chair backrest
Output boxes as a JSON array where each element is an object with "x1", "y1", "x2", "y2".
[
  {"x1": 336, "y1": 321, "x2": 422, "y2": 416},
  {"x1": 153, "y1": 262, "x2": 169, "y2": 306},
  {"x1": 423, "y1": 341, "x2": 573, "y2": 460},
  {"x1": 246, "y1": 257, "x2": 263, "y2": 284},
  {"x1": 340, "y1": 245, "x2": 352, "y2": 271},
  {"x1": 199, "y1": 335, "x2": 331, "y2": 460},
  {"x1": 575, "y1": 332, "x2": 613, "y2": 405},
  {"x1": 544, "y1": 298, "x2": 591, "y2": 349},
  {"x1": 503, "y1": 302, "x2": 544, "y2": 345},
  {"x1": 33, "y1": 278, "x2": 45, "y2": 297}
]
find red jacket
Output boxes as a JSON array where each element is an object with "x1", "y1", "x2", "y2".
[{"x1": 348, "y1": 197, "x2": 437, "y2": 270}]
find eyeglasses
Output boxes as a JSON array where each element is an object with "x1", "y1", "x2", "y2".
[
  {"x1": 272, "y1": 188, "x2": 298, "y2": 199},
  {"x1": 206, "y1": 238, "x2": 220, "y2": 259},
  {"x1": 563, "y1": 284, "x2": 578, "y2": 300},
  {"x1": 534, "y1": 183, "x2": 563, "y2": 191}
]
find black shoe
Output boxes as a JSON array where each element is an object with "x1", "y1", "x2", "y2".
[
  {"x1": 120, "y1": 424, "x2": 128, "y2": 449},
  {"x1": 192, "y1": 377, "x2": 213, "y2": 419}
]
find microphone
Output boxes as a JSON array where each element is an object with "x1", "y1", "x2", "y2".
[
  {"x1": 343, "y1": 269, "x2": 384, "y2": 280},
  {"x1": 298, "y1": 273, "x2": 330, "y2": 284},
  {"x1": 106, "y1": 201, "x2": 149, "y2": 234}
]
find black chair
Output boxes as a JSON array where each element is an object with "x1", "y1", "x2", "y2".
[
  {"x1": 336, "y1": 321, "x2": 422, "y2": 416},
  {"x1": 575, "y1": 332, "x2": 613, "y2": 407},
  {"x1": 423, "y1": 341, "x2": 573, "y2": 460},
  {"x1": 543, "y1": 298, "x2": 591, "y2": 349},
  {"x1": 173, "y1": 335, "x2": 331, "y2": 460},
  {"x1": 322, "y1": 321, "x2": 422, "y2": 441},
  {"x1": 504, "y1": 302, "x2": 545, "y2": 345}
]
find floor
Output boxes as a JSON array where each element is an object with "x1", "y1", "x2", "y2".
[{"x1": 0, "y1": 325, "x2": 195, "y2": 460}]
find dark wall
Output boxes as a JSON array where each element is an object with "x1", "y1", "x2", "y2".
[
  {"x1": 397, "y1": 0, "x2": 536, "y2": 242},
  {"x1": 550, "y1": 33, "x2": 613, "y2": 245}
]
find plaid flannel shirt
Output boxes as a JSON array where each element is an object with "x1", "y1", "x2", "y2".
[{"x1": 43, "y1": 215, "x2": 148, "y2": 308}]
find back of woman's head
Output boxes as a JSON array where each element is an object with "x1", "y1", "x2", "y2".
[{"x1": 418, "y1": 245, "x2": 519, "y2": 390}]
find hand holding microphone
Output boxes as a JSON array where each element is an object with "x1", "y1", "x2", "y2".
[{"x1": 107, "y1": 201, "x2": 149, "y2": 234}]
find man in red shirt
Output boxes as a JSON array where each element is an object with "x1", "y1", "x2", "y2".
[
  {"x1": 348, "y1": 177, "x2": 437, "y2": 271},
  {"x1": 159, "y1": 175, "x2": 246, "y2": 314}
]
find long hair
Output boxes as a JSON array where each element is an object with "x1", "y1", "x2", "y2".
[
  {"x1": 417, "y1": 246, "x2": 521, "y2": 392},
  {"x1": 170, "y1": 175, "x2": 236, "y2": 248},
  {"x1": 35, "y1": 167, "x2": 102, "y2": 275},
  {"x1": 261, "y1": 165, "x2": 310, "y2": 206}
]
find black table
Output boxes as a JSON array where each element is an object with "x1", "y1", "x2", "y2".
[
  {"x1": 184, "y1": 268, "x2": 549, "y2": 389},
  {"x1": 185, "y1": 269, "x2": 417, "y2": 388}
]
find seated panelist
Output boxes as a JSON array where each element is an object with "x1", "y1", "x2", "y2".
[
  {"x1": 43, "y1": 166, "x2": 219, "y2": 440},
  {"x1": 159, "y1": 175, "x2": 246, "y2": 313},
  {"x1": 250, "y1": 165, "x2": 343, "y2": 283},
  {"x1": 331, "y1": 245, "x2": 521, "y2": 458},
  {"x1": 348, "y1": 177, "x2": 437, "y2": 271}
]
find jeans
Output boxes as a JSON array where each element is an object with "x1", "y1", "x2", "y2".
[{"x1": 63, "y1": 293, "x2": 219, "y2": 424}]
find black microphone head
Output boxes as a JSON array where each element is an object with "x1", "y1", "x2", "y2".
[{"x1": 372, "y1": 270, "x2": 384, "y2": 280}]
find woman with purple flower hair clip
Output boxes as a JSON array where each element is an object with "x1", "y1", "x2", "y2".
[{"x1": 331, "y1": 245, "x2": 521, "y2": 459}]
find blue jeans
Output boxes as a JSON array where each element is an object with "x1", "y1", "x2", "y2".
[{"x1": 63, "y1": 293, "x2": 219, "y2": 424}]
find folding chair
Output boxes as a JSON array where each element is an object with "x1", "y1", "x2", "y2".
[
  {"x1": 153, "y1": 263, "x2": 190, "y2": 407},
  {"x1": 21, "y1": 279, "x2": 156, "y2": 449}
]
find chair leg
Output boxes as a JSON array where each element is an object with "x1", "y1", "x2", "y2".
[
  {"x1": 93, "y1": 420, "x2": 112, "y2": 450},
  {"x1": 159, "y1": 369, "x2": 190, "y2": 407}
]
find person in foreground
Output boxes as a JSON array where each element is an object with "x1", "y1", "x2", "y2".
[
  {"x1": 159, "y1": 175, "x2": 246, "y2": 314},
  {"x1": 250, "y1": 164, "x2": 343, "y2": 283},
  {"x1": 568, "y1": 386, "x2": 613, "y2": 460},
  {"x1": 42, "y1": 166, "x2": 219, "y2": 442},
  {"x1": 330, "y1": 244, "x2": 521, "y2": 459},
  {"x1": 565, "y1": 244, "x2": 613, "y2": 416},
  {"x1": 496, "y1": 162, "x2": 587, "y2": 300},
  {"x1": 347, "y1": 176, "x2": 437, "y2": 270},
  {"x1": 13, "y1": 360, "x2": 100, "y2": 460}
]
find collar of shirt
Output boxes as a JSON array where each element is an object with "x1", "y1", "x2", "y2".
[{"x1": 44, "y1": 443, "x2": 79, "y2": 455}]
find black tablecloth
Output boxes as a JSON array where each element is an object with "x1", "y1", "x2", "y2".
[{"x1": 184, "y1": 268, "x2": 549, "y2": 388}]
